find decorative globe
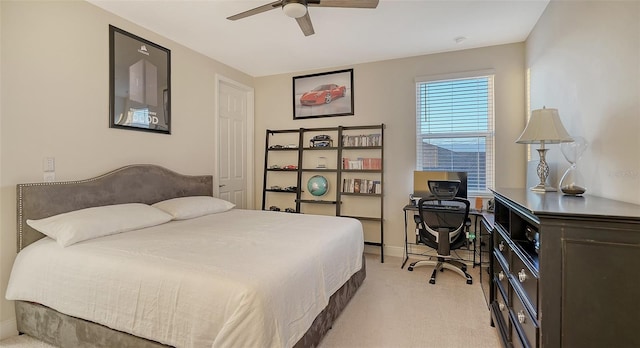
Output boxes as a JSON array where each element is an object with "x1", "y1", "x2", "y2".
[{"x1": 307, "y1": 175, "x2": 329, "y2": 197}]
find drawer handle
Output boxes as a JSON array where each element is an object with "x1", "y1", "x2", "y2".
[
  {"x1": 518, "y1": 310, "x2": 526, "y2": 324},
  {"x1": 498, "y1": 271, "x2": 505, "y2": 281},
  {"x1": 518, "y1": 269, "x2": 528, "y2": 283},
  {"x1": 499, "y1": 302, "x2": 506, "y2": 311},
  {"x1": 499, "y1": 241, "x2": 505, "y2": 251}
]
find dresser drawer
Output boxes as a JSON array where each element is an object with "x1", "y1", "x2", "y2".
[
  {"x1": 490, "y1": 301, "x2": 511, "y2": 347},
  {"x1": 511, "y1": 327, "x2": 527, "y2": 348},
  {"x1": 495, "y1": 282, "x2": 510, "y2": 330},
  {"x1": 511, "y1": 291, "x2": 539, "y2": 348},
  {"x1": 494, "y1": 227, "x2": 510, "y2": 268},
  {"x1": 510, "y1": 253, "x2": 538, "y2": 315},
  {"x1": 493, "y1": 253, "x2": 509, "y2": 295}
]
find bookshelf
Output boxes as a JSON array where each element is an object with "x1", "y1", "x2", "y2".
[{"x1": 262, "y1": 124, "x2": 385, "y2": 262}]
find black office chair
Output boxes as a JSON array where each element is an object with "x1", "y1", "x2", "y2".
[{"x1": 408, "y1": 180, "x2": 473, "y2": 285}]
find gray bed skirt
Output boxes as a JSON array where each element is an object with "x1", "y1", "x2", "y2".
[{"x1": 16, "y1": 255, "x2": 366, "y2": 348}]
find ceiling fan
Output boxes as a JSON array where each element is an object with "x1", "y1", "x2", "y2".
[{"x1": 227, "y1": 0, "x2": 379, "y2": 37}]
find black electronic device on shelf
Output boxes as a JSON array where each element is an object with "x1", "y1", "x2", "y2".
[{"x1": 310, "y1": 134, "x2": 333, "y2": 148}]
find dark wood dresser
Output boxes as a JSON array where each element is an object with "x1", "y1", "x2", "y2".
[{"x1": 489, "y1": 188, "x2": 640, "y2": 348}]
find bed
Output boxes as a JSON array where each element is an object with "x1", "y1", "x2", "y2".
[{"x1": 6, "y1": 164, "x2": 366, "y2": 348}]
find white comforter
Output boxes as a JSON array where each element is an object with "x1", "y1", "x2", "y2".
[{"x1": 6, "y1": 209, "x2": 364, "y2": 348}]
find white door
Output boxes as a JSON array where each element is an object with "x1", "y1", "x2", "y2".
[{"x1": 216, "y1": 76, "x2": 254, "y2": 209}]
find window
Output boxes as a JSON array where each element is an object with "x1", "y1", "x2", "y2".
[{"x1": 416, "y1": 73, "x2": 495, "y2": 196}]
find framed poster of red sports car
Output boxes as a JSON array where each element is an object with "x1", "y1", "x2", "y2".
[{"x1": 293, "y1": 69, "x2": 354, "y2": 119}]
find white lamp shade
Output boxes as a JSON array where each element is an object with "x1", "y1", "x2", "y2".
[
  {"x1": 516, "y1": 108, "x2": 573, "y2": 144},
  {"x1": 283, "y1": 2, "x2": 307, "y2": 18}
]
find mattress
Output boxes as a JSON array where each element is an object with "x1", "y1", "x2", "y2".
[{"x1": 6, "y1": 209, "x2": 364, "y2": 348}]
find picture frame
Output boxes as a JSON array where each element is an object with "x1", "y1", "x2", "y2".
[
  {"x1": 293, "y1": 69, "x2": 354, "y2": 119},
  {"x1": 109, "y1": 25, "x2": 171, "y2": 134}
]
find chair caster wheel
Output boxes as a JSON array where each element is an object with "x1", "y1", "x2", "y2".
[
  {"x1": 466, "y1": 279, "x2": 473, "y2": 285},
  {"x1": 408, "y1": 266, "x2": 414, "y2": 271},
  {"x1": 429, "y1": 279, "x2": 436, "y2": 284}
]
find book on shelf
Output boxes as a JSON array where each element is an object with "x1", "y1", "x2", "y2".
[
  {"x1": 353, "y1": 179, "x2": 361, "y2": 193},
  {"x1": 342, "y1": 157, "x2": 382, "y2": 170},
  {"x1": 342, "y1": 178, "x2": 381, "y2": 194},
  {"x1": 342, "y1": 134, "x2": 382, "y2": 147}
]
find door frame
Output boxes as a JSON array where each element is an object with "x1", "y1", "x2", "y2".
[{"x1": 214, "y1": 74, "x2": 255, "y2": 209}]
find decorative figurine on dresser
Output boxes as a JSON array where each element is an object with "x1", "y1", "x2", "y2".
[{"x1": 559, "y1": 136, "x2": 589, "y2": 196}]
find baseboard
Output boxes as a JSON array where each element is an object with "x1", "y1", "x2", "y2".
[
  {"x1": 363, "y1": 245, "x2": 405, "y2": 259},
  {"x1": 383, "y1": 245, "x2": 405, "y2": 258},
  {"x1": 0, "y1": 317, "x2": 18, "y2": 340},
  {"x1": 365, "y1": 243, "x2": 477, "y2": 266},
  {"x1": 364, "y1": 239, "x2": 480, "y2": 262}
]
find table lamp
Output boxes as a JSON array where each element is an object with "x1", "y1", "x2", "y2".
[{"x1": 516, "y1": 107, "x2": 574, "y2": 192}]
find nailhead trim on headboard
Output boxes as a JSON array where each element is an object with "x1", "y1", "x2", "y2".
[{"x1": 18, "y1": 177, "x2": 104, "y2": 251}]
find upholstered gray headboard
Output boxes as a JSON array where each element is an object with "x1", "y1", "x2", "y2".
[{"x1": 16, "y1": 164, "x2": 213, "y2": 252}]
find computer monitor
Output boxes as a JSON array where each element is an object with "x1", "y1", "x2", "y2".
[{"x1": 413, "y1": 171, "x2": 468, "y2": 199}]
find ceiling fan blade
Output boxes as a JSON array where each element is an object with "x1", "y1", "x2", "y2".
[
  {"x1": 307, "y1": 0, "x2": 378, "y2": 9},
  {"x1": 227, "y1": 0, "x2": 283, "y2": 21},
  {"x1": 296, "y1": 12, "x2": 315, "y2": 36}
]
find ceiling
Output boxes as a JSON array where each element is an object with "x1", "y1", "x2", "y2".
[{"x1": 88, "y1": 0, "x2": 549, "y2": 77}]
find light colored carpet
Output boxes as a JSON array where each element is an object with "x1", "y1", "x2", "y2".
[
  {"x1": 0, "y1": 335, "x2": 55, "y2": 348},
  {"x1": 318, "y1": 254, "x2": 500, "y2": 348},
  {"x1": 0, "y1": 254, "x2": 499, "y2": 348}
]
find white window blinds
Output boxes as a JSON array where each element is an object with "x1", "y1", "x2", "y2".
[{"x1": 416, "y1": 74, "x2": 495, "y2": 195}]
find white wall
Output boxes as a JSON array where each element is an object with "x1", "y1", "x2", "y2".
[
  {"x1": 254, "y1": 43, "x2": 527, "y2": 257},
  {"x1": 526, "y1": 0, "x2": 640, "y2": 204},
  {"x1": 0, "y1": 1, "x2": 253, "y2": 335}
]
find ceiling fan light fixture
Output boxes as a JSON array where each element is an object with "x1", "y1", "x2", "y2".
[{"x1": 283, "y1": 2, "x2": 307, "y2": 18}]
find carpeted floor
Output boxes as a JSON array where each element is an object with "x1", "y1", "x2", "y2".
[
  {"x1": 0, "y1": 336, "x2": 55, "y2": 348},
  {"x1": 318, "y1": 254, "x2": 499, "y2": 348},
  {"x1": 0, "y1": 253, "x2": 499, "y2": 348}
]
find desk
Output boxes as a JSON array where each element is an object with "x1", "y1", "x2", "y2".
[{"x1": 401, "y1": 204, "x2": 484, "y2": 269}]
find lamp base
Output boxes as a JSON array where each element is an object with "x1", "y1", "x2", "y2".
[
  {"x1": 529, "y1": 146, "x2": 557, "y2": 192},
  {"x1": 530, "y1": 183, "x2": 557, "y2": 192}
]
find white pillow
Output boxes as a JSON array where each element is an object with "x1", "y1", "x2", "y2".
[
  {"x1": 27, "y1": 203, "x2": 173, "y2": 247},
  {"x1": 152, "y1": 196, "x2": 235, "y2": 220}
]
